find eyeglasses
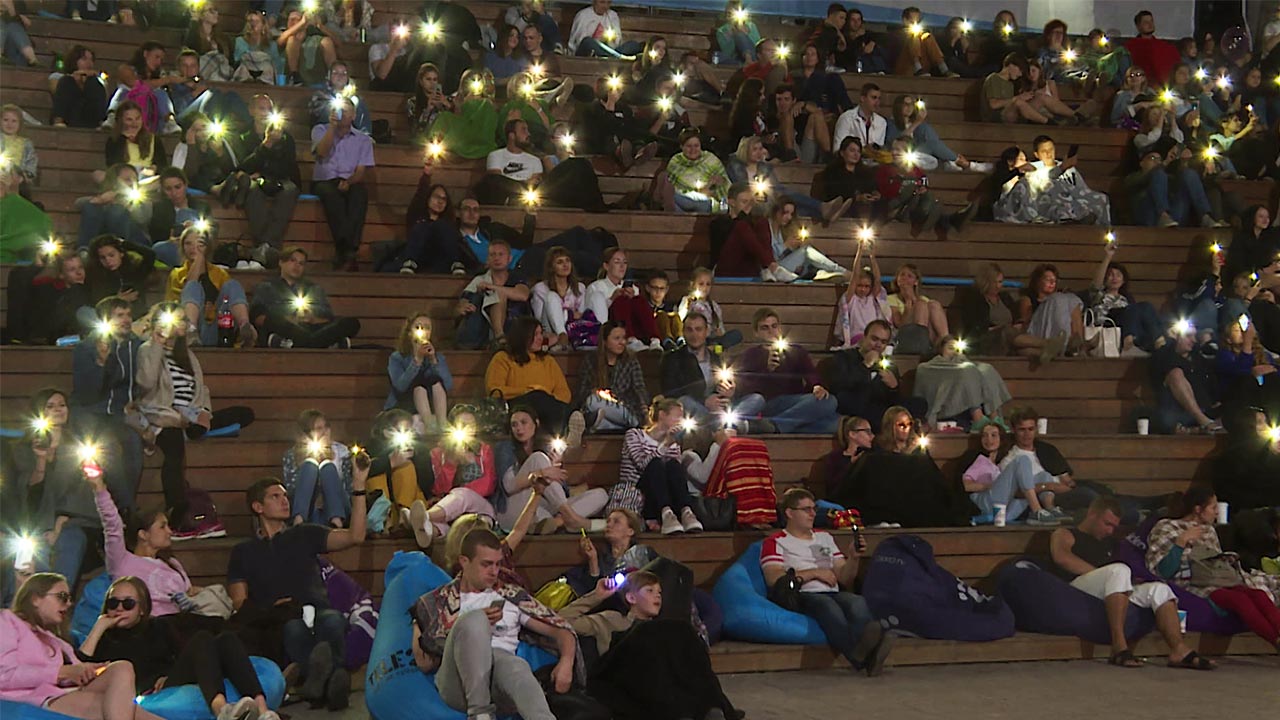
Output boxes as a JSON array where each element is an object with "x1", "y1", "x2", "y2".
[
  {"x1": 44, "y1": 591, "x2": 72, "y2": 604},
  {"x1": 791, "y1": 505, "x2": 817, "y2": 513},
  {"x1": 105, "y1": 597, "x2": 138, "y2": 611},
  {"x1": 852, "y1": 428, "x2": 873, "y2": 434}
]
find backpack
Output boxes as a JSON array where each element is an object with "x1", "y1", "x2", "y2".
[
  {"x1": 124, "y1": 83, "x2": 160, "y2": 132},
  {"x1": 861, "y1": 535, "x2": 1015, "y2": 642},
  {"x1": 232, "y1": 51, "x2": 276, "y2": 84},
  {"x1": 176, "y1": 487, "x2": 223, "y2": 533}
]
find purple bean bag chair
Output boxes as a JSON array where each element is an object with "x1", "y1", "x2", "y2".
[
  {"x1": 320, "y1": 558, "x2": 381, "y2": 670},
  {"x1": 996, "y1": 558, "x2": 1155, "y2": 645},
  {"x1": 1115, "y1": 516, "x2": 1249, "y2": 636}
]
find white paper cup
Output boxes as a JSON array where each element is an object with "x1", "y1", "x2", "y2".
[
  {"x1": 1036, "y1": 418, "x2": 1048, "y2": 435},
  {"x1": 1177, "y1": 609, "x2": 1188, "y2": 633},
  {"x1": 1137, "y1": 418, "x2": 1150, "y2": 435},
  {"x1": 302, "y1": 604, "x2": 316, "y2": 629},
  {"x1": 1216, "y1": 502, "x2": 1229, "y2": 526},
  {"x1": 993, "y1": 504, "x2": 1007, "y2": 528}
]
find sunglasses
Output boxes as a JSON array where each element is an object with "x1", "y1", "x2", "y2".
[
  {"x1": 105, "y1": 597, "x2": 138, "y2": 611},
  {"x1": 44, "y1": 591, "x2": 72, "y2": 604}
]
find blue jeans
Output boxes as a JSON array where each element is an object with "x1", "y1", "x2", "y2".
[
  {"x1": 575, "y1": 38, "x2": 643, "y2": 59},
  {"x1": 674, "y1": 192, "x2": 713, "y2": 214},
  {"x1": 783, "y1": 189, "x2": 825, "y2": 219},
  {"x1": 678, "y1": 392, "x2": 766, "y2": 423},
  {"x1": 581, "y1": 393, "x2": 640, "y2": 431},
  {"x1": 77, "y1": 202, "x2": 146, "y2": 248},
  {"x1": 795, "y1": 591, "x2": 876, "y2": 668},
  {"x1": 1116, "y1": 301, "x2": 1164, "y2": 352},
  {"x1": 151, "y1": 240, "x2": 180, "y2": 267},
  {"x1": 912, "y1": 123, "x2": 958, "y2": 163},
  {"x1": 969, "y1": 454, "x2": 1048, "y2": 521},
  {"x1": 282, "y1": 608, "x2": 346, "y2": 672},
  {"x1": 777, "y1": 244, "x2": 845, "y2": 276},
  {"x1": 181, "y1": 278, "x2": 247, "y2": 346},
  {"x1": 1, "y1": 19, "x2": 33, "y2": 65},
  {"x1": 36, "y1": 525, "x2": 89, "y2": 587},
  {"x1": 1131, "y1": 167, "x2": 1211, "y2": 226},
  {"x1": 292, "y1": 459, "x2": 350, "y2": 524},
  {"x1": 760, "y1": 393, "x2": 839, "y2": 434}
]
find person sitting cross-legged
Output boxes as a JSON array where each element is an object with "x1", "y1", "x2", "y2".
[
  {"x1": 410, "y1": 528, "x2": 577, "y2": 720},
  {"x1": 1049, "y1": 496, "x2": 1215, "y2": 670},
  {"x1": 249, "y1": 246, "x2": 361, "y2": 348},
  {"x1": 456, "y1": 239, "x2": 531, "y2": 350},
  {"x1": 761, "y1": 488, "x2": 895, "y2": 676}
]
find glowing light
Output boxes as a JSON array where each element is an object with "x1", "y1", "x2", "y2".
[
  {"x1": 469, "y1": 77, "x2": 485, "y2": 95},
  {"x1": 879, "y1": 357, "x2": 891, "y2": 369},
  {"x1": 95, "y1": 319, "x2": 114, "y2": 337},
  {"x1": 329, "y1": 96, "x2": 346, "y2": 112},
  {"x1": 306, "y1": 437, "x2": 324, "y2": 457},
  {"x1": 557, "y1": 133, "x2": 575, "y2": 150},
  {"x1": 1210, "y1": 243, "x2": 1223, "y2": 254},
  {"x1": 1104, "y1": 231, "x2": 1116, "y2": 244},
  {"x1": 393, "y1": 24, "x2": 409, "y2": 39},
  {"x1": 1275, "y1": 76, "x2": 1280, "y2": 87},
  {"x1": 208, "y1": 120, "x2": 225, "y2": 138},
  {"x1": 520, "y1": 81, "x2": 537, "y2": 97},
  {"x1": 772, "y1": 338, "x2": 789, "y2": 352},
  {"x1": 657, "y1": 96, "x2": 673, "y2": 112},
  {"x1": 857, "y1": 226, "x2": 875, "y2": 244},
  {"x1": 690, "y1": 289, "x2": 704, "y2": 300},
  {"x1": 672, "y1": 71, "x2": 686, "y2": 86},
  {"x1": 31, "y1": 416, "x2": 51, "y2": 434},
  {"x1": 1203, "y1": 146, "x2": 1220, "y2": 160},
  {"x1": 1173, "y1": 319, "x2": 1192, "y2": 336},
  {"x1": 1247, "y1": 104, "x2": 1255, "y2": 113},
  {"x1": 421, "y1": 20, "x2": 441, "y2": 41},
  {"x1": 192, "y1": 218, "x2": 210, "y2": 234},
  {"x1": 1099, "y1": 35, "x2": 1110, "y2": 46},
  {"x1": 521, "y1": 187, "x2": 541, "y2": 206},
  {"x1": 693, "y1": 180, "x2": 704, "y2": 191},
  {"x1": 596, "y1": 389, "x2": 619, "y2": 403},
  {"x1": 1061, "y1": 48, "x2": 1077, "y2": 63},
  {"x1": 954, "y1": 338, "x2": 968, "y2": 353},
  {"x1": 1194, "y1": 68, "x2": 1208, "y2": 81},
  {"x1": 550, "y1": 437, "x2": 567, "y2": 455},
  {"x1": 157, "y1": 310, "x2": 180, "y2": 329},
  {"x1": 1216, "y1": 76, "x2": 1231, "y2": 90},
  {"x1": 1238, "y1": 314, "x2": 1251, "y2": 332},
  {"x1": 1160, "y1": 89, "x2": 1175, "y2": 104},
  {"x1": 77, "y1": 442, "x2": 100, "y2": 463},
  {"x1": 960, "y1": 20, "x2": 972, "y2": 33},
  {"x1": 529, "y1": 63, "x2": 545, "y2": 79},
  {"x1": 908, "y1": 22, "x2": 924, "y2": 36},
  {"x1": 122, "y1": 185, "x2": 143, "y2": 205},
  {"x1": 291, "y1": 294, "x2": 311, "y2": 312},
  {"x1": 1002, "y1": 24, "x2": 1014, "y2": 35},
  {"x1": 915, "y1": 99, "x2": 926, "y2": 110},
  {"x1": 350, "y1": 443, "x2": 364, "y2": 456},
  {"x1": 606, "y1": 74, "x2": 623, "y2": 91},
  {"x1": 715, "y1": 367, "x2": 734, "y2": 383},
  {"x1": 776, "y1": 43, "x2": 790, "y2": 59},
  {"x1": 40, "y1": 238, "x2": 60, "y2": 257},
  {"x1": 11, "y1": 535, "x2": 37, "y2": 567},
  {"x1": 721, "y1": 411, "x2": 740, "y2": 428},
  {"x1": 391, "y1": 429, "x2": 413, "y2": 449},
  {"x1": 1267, "y1": 425, "x2": 1280, "y2": 443},
  {"x1": 99, "y1": 71, "x2": 108, "y2": 82},
  {"x1": 266, "y1": 110, "x2": 285, "y2": 128},
  {"x1": 732, "y1": 7, "x2": 749, "y2": 24},
  {"x1": 412, "y1": 328, "x2": 428, "y2": 342},
  {"x1": 679, "y1": 418, "x2": 698, "y2": 432},
  {"x1": 300, "y1": 0, "x2": 317, "y2": 13},
  {"x1": 449, "y1": 425, "x2": 473, "y2": 446},
  {"x1": 903, "y1": 151, "x2": 920, "y2": 167},
  {"x1": 648, "y1": 49, "x2": 659, "y2": 60},
  {"x1": 1250, "y1": 272, "x2": 1260, "y2": 282},
  {"x1": 603, "y1": 28, "x2": 617, "y2": 43},
  {"x1": 917, "y1": 435, "x2": 930, "y2": 449},
  {"x1": 751, "y1": 177, "x2": 769, "y2": 195},
  {"x1": 425, "y1": 139, "x2": 446, "y2": 158},
  {"x1": 798, "y1": 226, "x2": 810, "y2": 241}
]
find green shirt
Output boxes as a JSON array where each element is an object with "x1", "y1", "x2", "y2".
[{"x1": 981, "y1": 73, "x2": 1015, "y2": 122}]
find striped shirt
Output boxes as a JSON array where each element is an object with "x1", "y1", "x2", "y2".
[
  {"x1": 165, "y1": 356, "x2": 196, "y2": 408},
  {"x1": 608, "y1": 428, "x2": 681, "y2": 514}
]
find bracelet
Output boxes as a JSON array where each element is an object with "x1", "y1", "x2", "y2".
[{"x1": 351, "y1": 490, "x2": 367, "y2": 497}]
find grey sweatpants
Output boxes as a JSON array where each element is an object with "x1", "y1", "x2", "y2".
[{"x1": 435, "y1": 610, "x2": 554, "y2": 720}]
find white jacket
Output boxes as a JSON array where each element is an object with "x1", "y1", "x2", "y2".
[
  {"x1": 833, "y1": 106, "x2": 887, "y2": 150},
  {"x1": 568, "y1": 7, "x2": 621, "y2": 53}
]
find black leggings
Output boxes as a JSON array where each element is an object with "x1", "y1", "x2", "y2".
[
  {"x1": 639, "y1": 458, "x2": 695, "y2": 521},
  {"x1": 155, "y1": 406, "x2": 256, "y2": 521},
  {"x1": 166, "y1": 630, "x2": 264, "y2": 708},
  {"x1": 512, "y1": 390, "x2": 571, "y2": 434}
]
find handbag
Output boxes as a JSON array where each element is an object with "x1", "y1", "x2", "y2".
[
  {"x1": 1083, "y1": 309, "x2": 1121, "y2": 358},
  {"x1": 533, "y1": 577, "x2": 578, "y2": 610},
  {"x1": 766, "y1": 568, "x2": 804, "y2": 612},
  {"x1": 1188, "y1": 546, "x2": 1244, "y2": 588},
  {"x1": 185, "y1": 584, "x2": 234, "y2": 618},
  {"x1": 692, "y1": 495, "x2": 736, "y2": 531},
  {"x1": 474, "y1": 389, "x2": 509, "y2": 438}
]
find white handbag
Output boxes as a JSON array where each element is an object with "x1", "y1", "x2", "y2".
[{"x1": 1083, "y1": 310, "x2": 1121, "y2": 358}]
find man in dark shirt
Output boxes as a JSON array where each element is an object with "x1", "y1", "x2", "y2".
[
  {"x1": 455, "y1": 239, "x2": 530, "y2": 350},
  {"x1": 712, "y1": 183, "x2": 797, "y2": 281},
  {"x1": 249, "y1": 247, "x2": 361, "y2": 348},
  {"x1": 661, "y1": 311, "x2": 766, "y2": 424},
  {"x1": 822, "y1": 319, "x2": 926, "y2": 430},
  {"x1": 1049, "y1": 496, "x2": 1211, "y2": 670},
  {"x1": 809, "y1": 3, "x2": 847, "y2": 69},
  {"x1": 236, "y1": 94, "x2": 302, "y2": 260},
  {"x1": 1149, "y1": 324, "x2": 1220, "y2": 433},
  {"x1": 148, "y1": 167, "x2": 210, "y2": 268},
  {"x1": 731, "y1": 308, "x2": 838, "y2": 433},
  {"x1": 227, "y1": 468, "x2": 369, "y2": 709}
]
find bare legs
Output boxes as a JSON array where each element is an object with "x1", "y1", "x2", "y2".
[
  {"x1": 1164, "y1": 368, "x2": 1214, "y2": 427},
  {"x1": 910, "y1": 298, "x2": 949, "y2": 344},
  {"x1": 411, "y1": 383, "x2": 449, "y2": 429},
  {"x1": 1153, "y1": 600, "x2": 1194, "y2": 663},
  {"x1": 48, "y1": 662, "x2": 167, "y2": 720}
]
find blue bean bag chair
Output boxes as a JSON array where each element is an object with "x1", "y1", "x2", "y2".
[
  {"x1": 0, "y1": 700, "x2": 77, "y2": 720},
  {"x1": 996, "y1": 559, "x2": 1155, "y2": 645},
  {"x1": 1114, "y1": 516, "x2": 1249, "y2": 636},
  {"x1": 70, "y1": 574, "x2": 111, "y2": 645},
  {"x1": 711, "y1": 541, "x2": 826, "y2": 645},
  {"x1": 863, "y1": 535, "x2": 1015, "y2": 642},
  {"x1": 137, "y1": 657, "x2": 285, "y2": 720},
  {"x1": 364, "y1": 551, "x2": 555, "y2": 720}
]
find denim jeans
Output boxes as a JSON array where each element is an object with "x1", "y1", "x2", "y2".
[
  {"x1": 777, "y1": 244, "x2": 845, "y2": 276},
  {"x1": 760, "y1": 393, "x2": 839, "y2": 433},
  {"x1": 1130, "y1": 167, "x2": 1211, "y2": 226},
  {"x1": 1115, "y1": 301, "x2": 1164, "y2": 352},
  {"x1": 679, "y1": 393, "x2": 765, "y2": 422},
  {"x1": 795, "y1": 591, "x2": 876, "y2": 668},
  {"x1": 77, "y1": 202, "x2": 146, "y2": 248},
  {"x1": 912, "y1": 123, "x2": 958, "y2": 163},
  {"x1": 968, "y1": 454, "x2": 1046, "y2": 521},
  {"x1": 181, "y1": 278, "x2": 247, "y2": 346},
  {"x1": 783, "y1": 189, "x2": 825, "y2": 219},
  {"x1": 1, "y1": 19, "x2": 32, "y2": 65},
  {"x1": 575, "y1": 38, "x2": 644, "y2": 60},
  {"x1": 292, "y1": 459, "x2": 350, "y2": 524},
  {"x1": 152, "y1": 240, "x2": 181, "y2": 267},
  {"x1": 36, "y1": 525, "x2": 89, "y2": 588},
  {"x1": 282, "y1": 608, "x2": 346, "y2": 672},
  {"x1": 581, "y1": 393, "x2": 640, "y2": 431},
  {"x1": 674, "y1": 192, "x2": 713, "y2": 214}
]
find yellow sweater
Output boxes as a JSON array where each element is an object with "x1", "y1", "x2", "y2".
[
  {"x1": 166, "y1": 263, "x2": 231, "y2": 302},
  {"x1": 484, "y1": 351, "x2": 571, "y2": 403}
]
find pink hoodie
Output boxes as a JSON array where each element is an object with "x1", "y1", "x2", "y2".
[
  {"x1": 0, "y1": 610, "x2": 77, "y2": 707},
  {"x1": 95, "y1": 489, "x2": 191, "y2": 616}
]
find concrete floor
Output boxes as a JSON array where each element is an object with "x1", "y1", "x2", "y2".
[{"x1": 291, "y1": 656, "x2": 1279, "y2": 720}]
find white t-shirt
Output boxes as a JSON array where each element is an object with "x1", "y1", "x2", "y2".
[
  {"x1": 1000, "y1": 445, "x2": 1048, "y2": 477},
  {"x1": 458, "y1": 589, "x2": 525, "y2": 654},
  {"x1": 367, "y1": 42, "x2": 407, "y2": 77},
  {"x1": 760, "y1": 530, "x2": 845, "y2": 593},
  {"x1": 486, "y1": 147, "x2": 541, "y2": 182}
]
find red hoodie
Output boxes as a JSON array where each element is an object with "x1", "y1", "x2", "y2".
[{"x1": 1125, "y1": 36, "x2": 1181, "y2": 86}]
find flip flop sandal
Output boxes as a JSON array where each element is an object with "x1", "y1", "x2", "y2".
[
  {"x1": 1108, "y1": 649, "x2": 1144, "y2": 668},
  {"x1": 1167, "y1": 651, "x2": 1215, "y2": 670}
]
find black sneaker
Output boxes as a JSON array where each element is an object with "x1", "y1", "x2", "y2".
[
  {"x1": 299, "y1": 643, "x2": 332, "y2": 704},
  {"x1": 449, "y1": 261, "x2": 466, "y2": 276},
  {"x1": 325, "y1": 668, "x2": 350, "y2": 711},
  {"x1": 329, "y1": 337, "x2": 352, "y2": 349},
  {"x1": 267, "y1": 333, "x2": 294, "y2": 349}
]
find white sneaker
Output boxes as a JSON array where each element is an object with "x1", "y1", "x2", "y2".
[
  {"x1": 626, "y1": 338, "x2": 648, "y2": 352},
  {"x1": 942, "y1": 160, "x2": 964, "y2": 172},
  {"x1": 408, "y1": 500, "x2": 434, "y2": 549},
  {"x1": 648, "y1": 338, "x2": 662, "y2": 351},
  {"x1": 760, "y1": 267, "x2": 777, "y2": 282},
  {"x1": 680, "y1": 507, "x2": 704, "y2": 533},
  {"x1": 771, "y1": 266, "x2": 799, "y2": 283},
  {"x1": 215, "y1": 697, "x2": 258, "y2": 720},
  {"x1": 967, "y1": 161, "x2": 994, "y2": 173},
  {"x1": 660, "y1": 508, "x2": 684, "y2": 535}
]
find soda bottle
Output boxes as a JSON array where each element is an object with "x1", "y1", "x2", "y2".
[{"x1": 216, "y1": 295, "x2": 235, "y2": 347}]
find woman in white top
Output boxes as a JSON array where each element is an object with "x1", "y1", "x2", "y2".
[
  {"x1": 583, "y1": 246, "x2": 634, "y2": 326},
  {"x1": 960, "y1": 423, "x2": 1058, "y2": 525},
  {"x1": 530, "y1": 246, "x2": 586, "y2": 351},
  {"x1": 494, "y1": 406, "x2": 607, "y2": 532}
]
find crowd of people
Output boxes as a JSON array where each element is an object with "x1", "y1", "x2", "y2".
[{"x1": 2, "y1": 2, "x2": 1280, "y2": 719}]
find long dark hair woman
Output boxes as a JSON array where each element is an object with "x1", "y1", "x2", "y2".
[
  {"x1": 134, "y1": 301, "x2": 255, "y2": 538},
  {"x1": 574, "y1": 320, "x2": 649, "y2": 433},
  {"x1": 493, "y1": 405, "x2": 607, "y2": 532},
  {"x1": 78, "y1": 576, "x2": 277, "y2": 720},
  {"x1": 484, "y1": 315, "x2": 585, "y2": 440},
  {"x1": 52, "y1": 44, "x2": 109, "y2": 128}
]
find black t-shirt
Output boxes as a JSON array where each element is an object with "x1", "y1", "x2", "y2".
[
  {"x1": 227, "y1": 523, "x2": 331, "y2": 610},
  {"x1": 1051, "y1": 529, "x2": 1116, "y2": 582}
]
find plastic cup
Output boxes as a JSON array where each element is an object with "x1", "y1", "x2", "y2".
[
  {"x1": 302, "y1": 604, "x2": 316, "y2": 628},
  {"x1": 1216, "y1": 502, "x2": 1229, "y2": 526},
  {"x1": 1036, "y1": 418, "x2": 1048, "y2": 435},
  {"x1": 1137, "y1": 418, "x2": 1149, "y2": 435},
  {"x1": 1177, "y1": 609, "x2": 1188, "y2": 633},
  {"x1": 993, "y1": 504, "x2": 1007, "y2": 528}
]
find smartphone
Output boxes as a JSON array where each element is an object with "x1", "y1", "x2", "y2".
[
  {"x1": 488, "y1": 599, "x2": 506, "y2": 611},
  {"x1": 1067, "y1": 144, "x2": 1080, "y2": 158},
  {"x1": 353, "y1": 449, "x2": 371, "y2": 471}
]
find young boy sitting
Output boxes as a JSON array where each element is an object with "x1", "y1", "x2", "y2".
[{"x1": 873, "y1": 136, "x2": 974, "y2": 238}]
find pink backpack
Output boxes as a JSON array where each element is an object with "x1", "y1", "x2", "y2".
[{"x1": 123, "y1": 84, "x2": 160, "y2": 132}]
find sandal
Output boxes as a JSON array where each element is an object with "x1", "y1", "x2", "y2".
[
  {"x1": 1167, "y1": 650, "x2": 1215, "y2": 671},
  {"x1": 1108, "y1": 649, "x2": 1144, "y2": 668}
]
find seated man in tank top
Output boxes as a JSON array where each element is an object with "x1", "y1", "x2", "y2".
[{"x1": 1048, "y1": 496, "x2": 1214, "y2": 670}]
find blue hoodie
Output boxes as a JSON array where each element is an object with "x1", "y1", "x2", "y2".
[{"x1": 72, "y1": 335, "x2": 143, "y2": 416}]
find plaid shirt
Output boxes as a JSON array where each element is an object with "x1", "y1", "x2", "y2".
[
  {"x1": 666, "y1": 151, "x2": 729, "y2": 201},
  {"x1": 575, "y1": 352, "x2": 649, "y2": 421}
]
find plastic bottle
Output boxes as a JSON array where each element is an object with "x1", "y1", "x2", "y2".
[{"x1": 216, "y1": 295, "x2": 235, "y2": 347}]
